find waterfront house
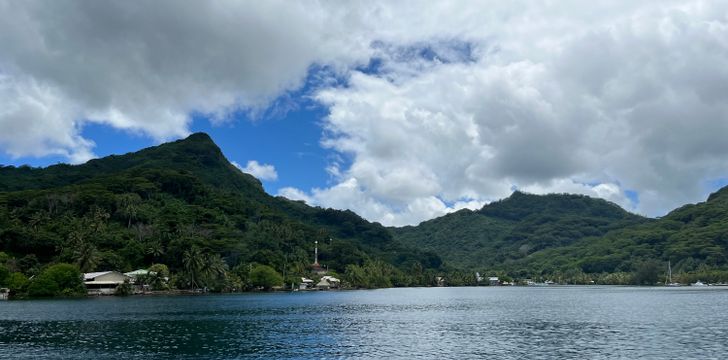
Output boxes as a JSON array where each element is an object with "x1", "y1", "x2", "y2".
[
  {"x1": 124, "y1": 269, "x2": 151, "y2": 280},
  {"x1": 316, "y1": 276, "x2": 341, "y2": 290},
  {"x1": 0, "y1": 288, "x2": 8, "y2": 300},
  {"x1": 84, "y1": 271, "x2": 129, "y2": 295},
  {"x1": 489, "y1": 277, "x2": 500, "y2": 286},
  {"x1": 124, "y1": 269, "x2": 154, "y2": 293},
  {"x1": 300, "y1": 277, "x2": 314, "y2": 290}
]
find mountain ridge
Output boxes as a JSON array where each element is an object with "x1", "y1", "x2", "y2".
[{"x1": 0, "y1": 132, "x2": 263, "y2": 194}]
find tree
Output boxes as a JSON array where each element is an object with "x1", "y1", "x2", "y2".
[
  {"x1": 0, "y1": 264, "x2": 9, "y2": 286},
  {"x1": 147, "y1": 264, "x2": 170, "y2": 290},
  {"x1": 26, "y1": 263, "x2": 85, "y2": 297},
  {"x1": 117, "y1": 193, "x2": 142, "y2": 228},
  {"x1": 72, "y1": 240, "x2": 101, "y2": 273},
  {"x1": 182, "y1": 246, "x2": 204, "y2": 289},
  {"x1": 43, "y1": 263, "x2": 85, "y2": 295},
  {"x1": 27, "y1": 276, "x2": 59, "y2": 297},
  {"x1": 115, "y1": 280, "x2": 133, "y2": 296},
  {"x1": 249, "y1": 264, "x2": 283, "y2": 290},
  {"x1": 6, "y1": 272, "x2": 29, "y2": 293},
  {"x1": 632, "y1": 260, "x2": 661, "y2": 285},
  {"x1": 145, "y1": 240, "x2": 165, "y2": 260},
  {"x1": 200, "y1": 254, "x2": 228, "y2": 290}
]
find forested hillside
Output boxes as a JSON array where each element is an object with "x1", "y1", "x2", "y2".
[
  {"x1": 393, "y1": 192, "x2": 648, "y2": 269},
  {"x1": 393, "y1": 190, "x2": 728, "y2": 284},
  {"x1": 518, "y1": 186, "x2": 728, "y2": 283},
  {"x1": 0, "y1": 133, "x2": 442, "y2": 296}
]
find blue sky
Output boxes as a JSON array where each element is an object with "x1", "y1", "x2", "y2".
[{"x1": 3, "y1": 2, "x2": 728, "y2": 226}]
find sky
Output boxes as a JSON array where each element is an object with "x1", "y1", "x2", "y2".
[{"x1": 2, "y1": 1, "x2": 728, "y2": 226}]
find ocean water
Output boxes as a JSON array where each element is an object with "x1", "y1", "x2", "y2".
[{"x1": 1, "y1": 286, "x2": 727, "y2": 359}]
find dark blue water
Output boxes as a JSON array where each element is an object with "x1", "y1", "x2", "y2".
[{"x1": 1, "y1": 286, "x2": 727, "y2": 359}]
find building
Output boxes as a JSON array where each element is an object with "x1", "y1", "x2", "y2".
[
  {"x1": 124, "y1": 269, "x2": 155, "y2": 293},
  {"x1": 0, "y1": 288, "x2": 8, "y2": 300},
  {"x1": 316, "y1": 276, "x2": 341, "y2": 290},
  {"x1": 489, "y1": 277, "x2": 500, "y2": 286},
  {"x1": 310, "y1": 240, "x2": 327, "y2": 275},
  {"x1": 299, "y1": 277, "x2": 314, "y2": 290},
  {"x1": 124, "y1": 269, "x2": 151, "y2": 279},
  {"x1": 84, "y1": 271, "x2": 129, "y2": 295}
]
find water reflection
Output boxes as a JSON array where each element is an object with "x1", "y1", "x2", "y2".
[{"x1": 1, "y1": 287, "x2": 728, "y2": 359}]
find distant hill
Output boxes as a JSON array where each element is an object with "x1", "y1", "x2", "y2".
[
  {"x1": 0, "y1": 133, "x2": 440, "y2": 288},
  {"x1": 392, "y1": 188, "x2": 728, "y2": 282},
  {"x1": 392, "y1": 192, "x2": 649, "y2": 269},
  {"x1": 519, "y1": 186, "x2": 728, "y2": 279}
]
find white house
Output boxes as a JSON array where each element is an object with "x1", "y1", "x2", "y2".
[
  {"x1": 84, "y1": 271, "x2": 129, "y2": 295},
  {"x1": 489, "y1": 277, "x2": 500, "y2": 286},
  {"x1": 299, "y1": 277, "x2": 314, "y2": 290}
]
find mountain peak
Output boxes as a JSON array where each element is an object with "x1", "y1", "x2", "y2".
[
  {"x1": 707, "y1": 185, "x2": 728, "y2": 203},
  {"x1": 0, "y1": 132, "x2": 263, "y2": 193},
  {"x1": 479, "y1": 191, "x2": 636, "y2": 221}
]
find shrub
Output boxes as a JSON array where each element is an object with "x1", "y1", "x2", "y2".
[
  {"x1": 27, "y1": 263, "x2": 85, "y2": 297},
  {"x1": 27, "y1": 276, "x2": 59, "y2": 297},
  {"x1": 249, "y1": 264, "x2": 283, "y2": 290}
]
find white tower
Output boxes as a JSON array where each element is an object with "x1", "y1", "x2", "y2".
[{"x1": 314, "y1": 240, "x2": 319, "y2": 265}]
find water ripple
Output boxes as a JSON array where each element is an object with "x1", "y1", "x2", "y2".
[{"x1": 1, "y1": 287, "x2": 728, "y2": 359}]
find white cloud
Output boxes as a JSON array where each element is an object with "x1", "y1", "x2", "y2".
[
  {"x1": 3, "y1": 1, "x2": 728, "y2": 225},
  {"x1": 0, "y1": 1, "x2": 376, "y2": 159},
  {"x1": 234, "y1": 160, "x2": 278, "y2": 181},
  {"x1": 277, "y1": 187, "x2": 313, "y2": 203}
]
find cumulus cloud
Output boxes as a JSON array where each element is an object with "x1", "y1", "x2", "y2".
[
  {"x1": 234, "y1": 160, "x2": 278, "y2": 181},
  {"x1": 0, "y1": 0, "x2": 374, "y2": 160},
  {"x1": 3, "y1": 1, "x2": 728, "y2": 225},
  {"x1": 290, "y1": 1, "x2": 728, "y2": 225}
]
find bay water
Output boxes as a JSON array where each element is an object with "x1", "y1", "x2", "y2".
[{"x1": 1, "y1": 286, "x2": 727, "y2": 359}]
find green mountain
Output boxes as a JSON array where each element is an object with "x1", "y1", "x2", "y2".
[
  {"x1": 393, "y1": 188, "x2": 728, "y2": 283},
  {"x1": 0, "y1": 133, "x2": 441, "y2": 291},
  {"x1": 392, "y1": 191, "x2": 648, "y2": 270},
  {"x1": 521, "y1": 186, "x2": 728, "y2": 280}
]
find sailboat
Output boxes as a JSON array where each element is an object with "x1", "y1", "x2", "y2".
[{"x1": 665, "y1": 261, "x2": 681, "y2": 287}]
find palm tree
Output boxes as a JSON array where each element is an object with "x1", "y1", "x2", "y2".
[
  {"x1": 117, "y1": 193, "x2": 141, "y2": 228},
  {"x1": 73, "y1": 241, "x2": 101, "y2": 273},
  {"x1": 145, "y1": 240, "x2": 165, "y2": 261},
  {"x1": 182, "y1": 246, "x2": 204, "y2": 290},
  {"x1": 201, "y1": 254, "x2": 228, "y2": 290}
]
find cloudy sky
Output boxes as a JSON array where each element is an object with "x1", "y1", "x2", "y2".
[{"x1": 2, "y1": 1, "x2": 728, "y2": 226}]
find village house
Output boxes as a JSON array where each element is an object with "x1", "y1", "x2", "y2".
[
  {"x1": 84, "y1": 271, "x2": 129, "y2": 295},
  {"x1": 299, "y1": 277, "x2": 314, "y2": 290},
  {"x1": 316, "y1": 275, "x2": 341, "y2": 290},
  {"x1": 124, "y1": 269, "x2": 151, "y2": 279},
  {"x1": 124, "y1": 269, "x2": 154, "y2": 293},
  {"x1": 489, "y1": 277, "x2": 500, "y2": 286}
]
